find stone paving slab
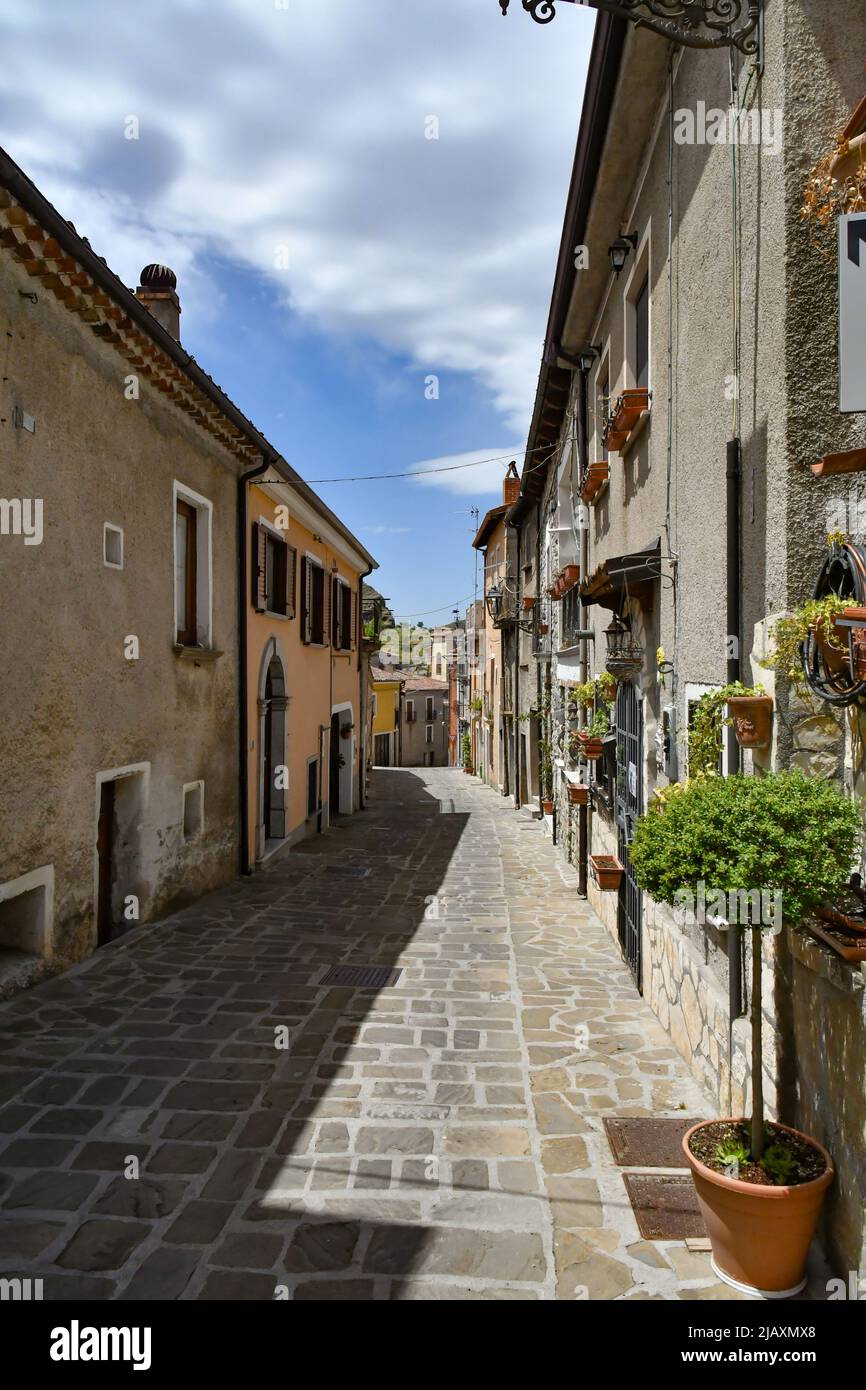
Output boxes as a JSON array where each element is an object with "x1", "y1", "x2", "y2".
[{"x1": 0, "y1": 768, "x2": 822, "y2": 1300}]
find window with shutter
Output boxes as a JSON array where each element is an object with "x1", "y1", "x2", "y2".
[
  {"x1": 303, "y1": 559, "x2": 326, "y2": 644},
  {"x1": 286, "y1": 546, "x2": 297, "y2": 619},
  {"x1": 176, "y1": 499, "x2": 198, "y2": 644},
  {"x1": 350, "y1": 588, "x2": 357, "y2": 650},
  {"x1": 251, "y1": 521, "x2": 267, "y2": 612}
]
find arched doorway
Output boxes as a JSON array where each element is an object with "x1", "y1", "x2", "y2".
[{"x1": 257, "y1": 643, "x2": 288, "y2": 856}]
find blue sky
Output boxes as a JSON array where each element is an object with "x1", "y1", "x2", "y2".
[{"x1": 0, "y1": 0, "x2": 593, "y2": 620}]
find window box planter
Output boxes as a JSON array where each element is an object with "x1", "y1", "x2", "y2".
[
  {"x1": 808, "y1": 917, "x2": 866, "y2": 963},
  {"x1": 726, "y1": 694, "x2": 774, "y2": 750},
  {"x1": 603, "y1": 426, "x2": 628, "y2": 453},
  {"x1": 561, "y1": 564, "x2": 580, "y2": 590},
  {"x1": 590, "y1": 853, "x2": 624, "y2": 891},
  {"x1": 611, "y1": 387, "x2": 650, "y2": 437},
  {"x1": 567, "y1": 783, "x2": 589, "y2": 806},
  {"x1": 577, "y1": 734, "x2": 604, "y2": 760},
  {"x1": 580, "y1": 461, "x2": 609, "y2": 506}
]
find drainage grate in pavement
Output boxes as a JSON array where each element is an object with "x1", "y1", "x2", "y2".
[
  {"x1": 622, "y1": 1173, "x2": 706, "y2": 1241},
  {"x1": 603, "y1": 1116, "x2": 703, "y2": 1169},
  {"x1": 319, "y1": 964, "x2": 403, "y2": 988}
]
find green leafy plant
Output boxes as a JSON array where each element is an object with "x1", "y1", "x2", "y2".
[
  {"x1": 687, "y1": 681, "x2": 766, "y2": 778},
  {"x1": 759, "y1": 595, "x2": 849, "y2": 692},
  {"x1": 716, "y1": 1138, "x2": 750, "y2": 1170},
  {"x1": 470, "y1": 697, "x2": 483, "y2": 713},
  {"x1": 761, "y1": 1141, "x2": 798, "y2": 1185},
  {"x1": 461, "y1": 731, "x2": 472, "y2": 768},
  {"x1": 631, "y1": 771, "x2": 861, "y2": 1157}
]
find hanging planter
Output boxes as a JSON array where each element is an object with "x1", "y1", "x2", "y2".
[
  {"x1": 603, "y1": 425, "x2": 628, "y2": 453},
  {"x1": 604, "y1": 615, "x2": 643, "y2": 681},
  {"x1": 538, "y1": 622, "x2": 549, "y2": 636},
  {"x1": 726, "y1": 694, "x2": 774, "y2": 750},
  {"x1": 522, "y1": 595, "x2": 536, "y2": 611},
  {"x1": 567, "y1": 783, "x2": 589, "y2": 807},
  {"x1": 590, "y1": 853, "x2": 624, "y2": 891},
  {"x1": 580, "y1": 460, "x2": 609, "y2": 506}
]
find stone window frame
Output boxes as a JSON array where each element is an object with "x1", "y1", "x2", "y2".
[{"x1": 103, "y1": 522, "x2": 124, "y2": 570}]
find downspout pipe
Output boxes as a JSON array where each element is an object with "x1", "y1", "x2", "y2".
[
  {"x1": 238, "y1": 457, "x2": 271, "y2": 876},
  {"x1": 727, "y1": 435, "x2": 743, "y2": 1019}
]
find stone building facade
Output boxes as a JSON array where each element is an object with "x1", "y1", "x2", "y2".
[{"x1": 490, "y1": 2, "x2": 866, "y2": 1279}]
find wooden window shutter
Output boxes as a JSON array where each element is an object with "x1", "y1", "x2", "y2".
[
  {"x1": 286, "y1": 545, "x2": 297, "y2": 619},
  {"x1": 251, "y1": 522, "x2": 267, "y2": 612},
  {"x1": 302, "y1": 558, "x2": 312, "y2": 643},
  {"x1": 331, "y1": 577, "x2": 340, "y2": 650},
  {"x1": 322, "y1": 569, "x2": 330, "y2": 646},
  {"x1": 350, "y1": 588, "x2": 357, "y2": 649}
]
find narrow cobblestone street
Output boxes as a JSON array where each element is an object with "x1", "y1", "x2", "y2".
[{"x1": 0, "y1": 767, "x2": 752, "y2": 1301}]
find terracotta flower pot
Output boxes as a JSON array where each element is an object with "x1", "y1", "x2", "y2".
[
  {"x1": 538, "y1": 623, "x2": 549, "y2": 636},
  {"x1": 603, "y1": 427, "x2": 628, "y2": 453},
  {"x1": 567, "y1": 783, "x2": 589, "y2": 806},
  {"x1": 812, "y1": 614, "x2": 849, "y2": 677},
  {"x1": 577, "y1": 735, "x2": 604, "y2": 760},
  {"x1": 522, "y1": 595, "x2": 535, "y2": 611},
  {"x1": 683, "y1": 1120, "x2": 833, "y2": 1298},
  {"x1": 611, "y1": 387, "x2": 650, "y2": 437},
  {"x1": 463, "y1": 766, "x2": 474, "y2": 775},
  {"x1": 541, "y1": 799, "x2": 554, "y2": 816},
  {"x1": 829, "y1": 131, "x2": 866, "y2": 183},
  {"x1": 838, "y1": 605, "x2": 866, "y2": 680},
  {"x1": 561, "y1": 564, "x2": 580, "y2": 589},
  {"x1": 590, "y1": 853, "x2": 623, "y2": 891},
  {"x1": 580, "y1": 461, "x2": 609, "y2": 506},
  {"x1": 726, "y1": 695, "x2": 774, "y2": 750}
]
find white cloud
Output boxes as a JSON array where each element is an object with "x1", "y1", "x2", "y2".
[
  {"x1": 411, "y1": 448, "x2": 521, "y2": 498},
  {"x1": 0, "y1": 0, "x2": 592, "y2": 437}
]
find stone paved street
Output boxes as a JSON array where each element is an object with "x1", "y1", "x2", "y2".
[{"x1": 0, "y1": 768, "x2": 758, "y2": 1300}]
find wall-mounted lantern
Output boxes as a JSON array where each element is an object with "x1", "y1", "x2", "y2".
[
  {"x1": 608, "y1": 232, "x2": 638, "y2": 277},
  {"x1": 497, "y1": 1, "x2": 763, "y2": 57}
]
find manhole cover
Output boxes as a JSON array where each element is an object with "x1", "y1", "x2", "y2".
[
  {"x1": 603, "y1": 1116, "x2": 702, "y2": 1169},
  {"x1": 622, "y1": 1173, "x2": 706, "y2": 1241},
  {"x1": 319, "y1": 964, "x2": 403, "y2": 988}
]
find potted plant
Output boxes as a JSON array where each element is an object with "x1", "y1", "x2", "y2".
[
  {"x1": 574, "y1": 708, "x2": 609, "y2": 761},
  {"x1": 760, "y1": 594, "x2": 851, "y2": 691},
  {"x1": 567, "y1": 781, "x2": 589, "y2": 807},
  {"x1": 688, "y1": 682, "x2": 773, "y2": 774},
  {"x1": 537, "y1": 622, "x2": 549, "y2": 636},
  {"x1": 522, "y1": 595, "x2": 535, "y2": 611},
  {"x1": 590, "y1": 853, "x2": 624, "y2": 891},
  {"x1": 340, "y1": 721, "x2": 354, "y2": 739},
  {"x1": 630, "y1": 771, "x2": 861, "y2": 1296},
  {"x1": 561, "y1": 564, "x2": 580, "y2": 590},
  {"x1": 461, "y1": 731, "x2": 473, "y2": 774},
  {"x1": 470, "y1": 697, "x2": 483, "y2": 713},
  {"x1": 802, "y1": 94, "x2": 866, "y2": 242}
]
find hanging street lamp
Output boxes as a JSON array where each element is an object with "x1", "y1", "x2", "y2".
[{"x1": 497, "y1": 1, "x2": 762, "y2": 56}]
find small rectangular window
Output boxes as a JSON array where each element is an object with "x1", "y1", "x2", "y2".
[
  {"x1": 426, "y1": 696, "x2": 434, "y2": 721},
  {"x1": 406, "y1": 699, "x2": 415, "y2": 723},
  {"x1": 175, "y1": 500, "x2": 197, "y2": 645},
  {"x1": 634, "y1": 275, "x2": 649, "y2": 390},
  {"x1": 182, "y1": 782, "x2": 204, "y2": 841},
  {"x1": 302, "y1": 560, "x2": 326, "y2": 644},
  {"x1": 425, "y1": 724, "x2": 433, "y2": 744},
  {"x1": 103, "y1": 524, "x2": 123, "y2": 570}
]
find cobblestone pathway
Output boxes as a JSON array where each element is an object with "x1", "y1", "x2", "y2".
[{"x1": 0, "y1": 767, "x2": 751, "y2": 1300}]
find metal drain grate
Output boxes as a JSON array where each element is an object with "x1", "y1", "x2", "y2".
[
  {"x1": 622, "y1": 1173, "x2": 706, "y2": 1241},
  {"x1": 319, "y1": 964, "x2": 403, "y2": 988},
  {"x1": 604, "y1": 1116, "x2": 702, "y2": 1169}
]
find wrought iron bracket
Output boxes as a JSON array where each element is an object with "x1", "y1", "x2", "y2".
[{"x1": 498, "y1": 1, "x2": 762, "y2": 57}]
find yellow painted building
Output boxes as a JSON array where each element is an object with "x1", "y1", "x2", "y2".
[
  {"x1": 370, "y1": 667, "x2": 402, "y2": 767},
  {"x1": 245, "y1": 468, "x2": 377, "y2": 867}
]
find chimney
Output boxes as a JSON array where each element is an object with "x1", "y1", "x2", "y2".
[
  {"x1": 136, "y1": 264, "x2": 181, "y2": 341},
  {"x1": 503, "y1": 459, "x2": 520, "y2": 507}
]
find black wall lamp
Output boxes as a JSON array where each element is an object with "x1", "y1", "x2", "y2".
[
  {"x1": 497, "y1": 1, "x2": 763, "y2": 57},
  {"x1": 577, "y1": 344, "x2": 601, "y2": 372},
  {"x1": 608, "y1": 233, "x2": 638, "y2": 276}
]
